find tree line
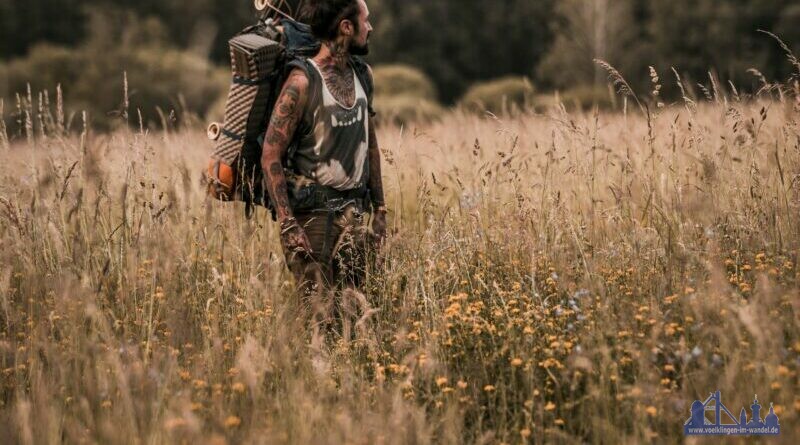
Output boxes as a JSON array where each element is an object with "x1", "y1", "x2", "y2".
[{"x1": 2, "y1": 0, "x2": 799, "y2": 105}]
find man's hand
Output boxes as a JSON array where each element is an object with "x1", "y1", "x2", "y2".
[
  {"x1": 372, "y1": 208, "x2": 387, "y2": 249},
  {"x1": 281, "y1": 217, "x2": 313, "y2": 255}
]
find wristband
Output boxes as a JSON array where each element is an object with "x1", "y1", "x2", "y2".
[{"x1": 280, "y1": 217, "x2": 300, "y2": 235}]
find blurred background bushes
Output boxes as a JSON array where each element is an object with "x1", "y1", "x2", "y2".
[
  {"x1": 372, "y1": 65, "x2": 442, "y2": 125},
  {"x1": 533, "y1": 85, "x2": 617, "y2": 112},
  {"x1": 2, "y1": 0, "x2": 800, "y2": 131},
  {"x1": 372, "y1": 65, "x2": 437, "y2": 100},
  {"x1": 459, "y1": 77, "x2": 535, "y2": 115},
  {"x1": 0, "y1": 7, "x2": 227, "y2": 132},
  {"x1": 373, "y1": 95, "x2": 444, "y2": 126}
]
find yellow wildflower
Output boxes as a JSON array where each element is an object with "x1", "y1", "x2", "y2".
[
  {"x1": 224, "y1": 416, "x2": 241, "y2": 428},
  {"x1": 164, "y1": 418, "x2": 188, "y2": 430}
]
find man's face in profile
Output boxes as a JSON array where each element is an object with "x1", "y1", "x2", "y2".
[{"x1": 349, "y1": 0, "x2": 372, "y2": 56}]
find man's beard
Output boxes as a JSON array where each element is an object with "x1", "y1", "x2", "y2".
[
  {"x1": 350, "y1": 42, "x2": 370, "y2": 56},
  {"x1": 349, "y1": 32, "x2": 371, "y2": 56}
]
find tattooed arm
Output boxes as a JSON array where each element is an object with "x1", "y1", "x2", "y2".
[
  {"x1": 367, "y1": 121, "x2": 385, "y2": 208},
  {"x1": 368, "y1": 118, "x2": 388, "y2": 248},
  {"x1": 366, "y1": 66, "x2": 385, "y2": 210},
  {"x1": 261, "y1": 69, "x2": 312, "y2": 253},
  {"x1": 365, "y1": 67, "x2": 387, "y2": 246}
]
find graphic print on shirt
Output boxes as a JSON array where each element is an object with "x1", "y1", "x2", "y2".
[{"x1": 307, "y1": 60, "x2": 369, "y2": 191}]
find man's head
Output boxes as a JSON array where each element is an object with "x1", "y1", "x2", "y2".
[{"x1": 302, "y1": 0, "x2": 372, "y2": 56}]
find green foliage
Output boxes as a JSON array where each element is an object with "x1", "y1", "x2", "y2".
[
  {"x1": 537, "y1": 0, "x2": 645, "y2": 90},
  {"x1": 645, "y1": 0, "x2": 798, "y2": 97},
  {"x1": 0, "y1": 0, "x2": 87, "y2": 60},
  {"x1": 459, "y1": 77, "x2": 535, "y2": 115},
  {"x1": 1, "y1": 45, "x2": 83, "y2": 99},
  {"x1": 0, "y1": 0, "x2": 255, "y2": 64},
  {"x1": 539, "y1": 0, "x2": 800, "y2": 100},
  {"x1": 370, "y1": 0, "x2": 556, "y2": 103},
  {"x1": 5, "y1": 0, "x2": 800, "y2": 117},
  {"x1": 374, "y1": 95, "x2": 444, "y2": 126},
  {"x1": 372, "y1": 65, "x2": 437, "y2": 100},
  {"x1": 125, "y1": 47, "x2": 228, "y2": 126},
  {"x1": 1, "y1": 41, "x2": 227, "y2": 132}
]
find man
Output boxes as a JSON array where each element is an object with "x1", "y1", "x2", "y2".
[{"x1": 260, "y1": 0, "x2": 386, "y2": 318}]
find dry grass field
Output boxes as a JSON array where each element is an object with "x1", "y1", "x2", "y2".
[{"x1": 0, "y1": 80, "x2": 799, "y2": 444}]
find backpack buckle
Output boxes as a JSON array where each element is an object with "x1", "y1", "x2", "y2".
[{"x1": 324, "y1": 197, "x2": 347, "y2": 211}]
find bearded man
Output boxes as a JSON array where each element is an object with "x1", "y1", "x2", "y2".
[{"x1": 260, "y1": 0, "x2": 387, "y2": 323}]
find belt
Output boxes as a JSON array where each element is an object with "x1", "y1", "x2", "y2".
[
  {"x1": 290, "y1": 182, "x2": 370, "y2": 213},
  {"x1": 303, "y1": 185, "x2": 369, "y2": 258},
  {"x1": 313, "y1": 187, "x2": 369, "y2": 211}
]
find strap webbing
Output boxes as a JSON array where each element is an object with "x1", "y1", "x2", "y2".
[{"x1": 221, "y1": 128, "x2": 244, "y2": 141}]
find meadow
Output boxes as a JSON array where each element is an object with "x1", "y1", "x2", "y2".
[{"x1": 0, "y1": 77, "x2": 798, "y2": 444}]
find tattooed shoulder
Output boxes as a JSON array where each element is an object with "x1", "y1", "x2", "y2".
[
  {"x1": 286, "y1": 68, "x2": 310, "y2": 88},
  {"x1": 264, "y1": 69, "x2": 309, "y2": 150}
]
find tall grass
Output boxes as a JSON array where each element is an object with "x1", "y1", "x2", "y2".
[{"x1": 0, "y1": 74, "x2": 799, "y2": 444}]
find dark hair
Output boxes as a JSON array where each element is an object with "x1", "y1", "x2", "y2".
[{"x1": 300, "y1": 0, "x2": 361, "y2": 41}]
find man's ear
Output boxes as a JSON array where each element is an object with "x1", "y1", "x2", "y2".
[{"x1": 340, "y1": 19, "x2": 354, "y2": 37}]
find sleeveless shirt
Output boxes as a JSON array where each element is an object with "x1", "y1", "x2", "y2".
[{"x1": 292, "y1": 59, "x2": 369, "y2": 191}]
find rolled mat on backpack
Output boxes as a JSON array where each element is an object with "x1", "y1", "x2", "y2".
[{"x1": 206, "y1": 27, "x2": 282, "y2": 201}]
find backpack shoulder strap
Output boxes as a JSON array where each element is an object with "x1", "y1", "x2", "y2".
[
  {"x1": 285, "y1": 57, "x2": 311, "y2": 78},
  {"x1": 278, "y1": 57, "x2": 321, "y2": 169},
  {"x1": 281, "y1": 19, "x2": 321, "y2": 57},
  {"x1": 351, "y1": 57, "x2": 375, "y2": 117},
  {"x1": 283, "y1": 56, "x2": 320, "y2": 119}
]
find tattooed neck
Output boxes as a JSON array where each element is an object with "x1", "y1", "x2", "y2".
[
  {"x1": 322, "y1": 39, "x2": 350, "y2": 69},
  {"x1": 315, "y1": 39, "x2": 356, "y2": 107}
]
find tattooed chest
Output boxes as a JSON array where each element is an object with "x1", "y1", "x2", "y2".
[{"x1": 320, "y1": 66, "x2": 356, "y2": 107}]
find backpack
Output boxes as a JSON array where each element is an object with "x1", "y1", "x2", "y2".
[{"x1": 205, "y1": 17, "x2": 374, "y2": 219}]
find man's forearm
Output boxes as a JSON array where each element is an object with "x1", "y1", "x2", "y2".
[
  {"x1": 260, "y1": 70, "x2": 307, "y2": 222},
  {"x1": 367, "y1": 124, "x2": 385, "y2": 208},
  {"x1": 263, "y1": 158, "x2": 293, "y2": 221}
]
